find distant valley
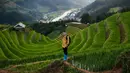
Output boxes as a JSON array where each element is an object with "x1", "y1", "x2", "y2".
[{"x1": 0, "y1": 0, "x2": 94, "y2": 24}]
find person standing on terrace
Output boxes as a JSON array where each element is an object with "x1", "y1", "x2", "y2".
[{"x1": 62, "y1": 32, "x2": 70, "y2": 61}]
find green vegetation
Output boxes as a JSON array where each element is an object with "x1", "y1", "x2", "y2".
[
  {"x1": 30, "y1": 20, "x2": 76, "y2": 39},
  {"x1": 80, "y1": 13, "x2": 93, "y2": 24},
  {"x1": 109, "y1": 7, "x2": 121, "y2": 13},
  {"x1": 8, "y1": 60, "x2": 52, "y2": 73},
  {"x1": 66, "y1": 22, "x2": 88, "y2": 29},
  {"x1": 120, "y1": 12, "x2": 130, "y2": 43},
  {"x1": 90, "y1": 21, "x2": 106, "y2": 48},
  {"x1": 0, "y1": 12, "x2": 130, "y2": 72},
  {"x1": 103, "y1": 14, "x2": 120, "y2": 48},
  {"x1": 66, "y1": 26, "x2": 81, "y2": 35}
]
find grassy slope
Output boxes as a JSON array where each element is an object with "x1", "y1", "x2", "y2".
[{"x1": 0, "y1": 12, "x2": 130, "y2": 72}]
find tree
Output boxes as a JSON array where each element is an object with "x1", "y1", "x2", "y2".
[{"x1": 80, "y1": 13, "x2": 92, "y2": 24}]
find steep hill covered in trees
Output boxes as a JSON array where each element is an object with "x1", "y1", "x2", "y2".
[{"x1": 79, "y1": 0, "x2": 130, "y2": 17}]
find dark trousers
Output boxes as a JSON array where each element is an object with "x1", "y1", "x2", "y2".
[
  {"x1": 63, "y1": 47, "x2": 68, "y2": 60},
  {"x1": 63, "y1": 47, "x2": 68, "y2": 55}
]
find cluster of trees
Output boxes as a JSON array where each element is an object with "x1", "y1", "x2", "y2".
[
  {"x1": 79, "y1": 0, "x2": 130, "y2": 24},
  {"x1": 80, "y1": 13, "x2": 92, "y2": 24},
  {"x1": 95, "y1": 12, "x2": 115, "y2": 22},
  {"x1": 120, "y1": 7, "x2": 130, "y2": 13},
  {"x1": 80, "y1": 6, "x2": 130, "y2": 24},
  {"x1": 80, "y1": 12, "x2": 115, "y2": 24},
  {"x1": 30, "y1": 20, "x2": 76, "y2": 36}
]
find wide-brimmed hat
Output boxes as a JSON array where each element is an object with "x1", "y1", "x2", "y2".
[{"x1": 62, "y1": 32, "x2": 67, "y2": 35}]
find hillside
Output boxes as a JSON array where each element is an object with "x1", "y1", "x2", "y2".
[
  {"x1": 79, "y1": 0, "x2": 130, "y2": 17},
  {"x1": 0, "y1": 12, "x2": 130, "y2": 72},
  {"x1": 30, "y1": 20, "x2": 85, "y2": 39}
]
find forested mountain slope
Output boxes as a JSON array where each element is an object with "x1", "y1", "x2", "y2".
[{"x1": 79, "y1": 0, "x2": 130, "y2": 17}]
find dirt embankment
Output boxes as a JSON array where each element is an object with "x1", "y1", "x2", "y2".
[
  {"x1": 0, "y1": 70, "x2": 17, "y2": 73},
  {"x1": 0, "y1": 60, "x2": 123, "y2": 73},
  {"x1": 38, "y1": 60, "x2": 122, "y2": 73}
]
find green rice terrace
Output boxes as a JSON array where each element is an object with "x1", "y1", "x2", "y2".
[{"x1": 0, "y1": 12, "x2": 130, "y2": 73}]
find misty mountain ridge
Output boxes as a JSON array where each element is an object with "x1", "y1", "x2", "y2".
[
  {"x1": 0, "y1": 0, "x2": 94, "y2": 24},
  {"x1": 79, "y1": 0, "x2": 130, "y2": 17}
]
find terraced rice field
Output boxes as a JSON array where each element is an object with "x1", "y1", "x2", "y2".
[{"x1": 0, "y1": 12, "x2": 130, "y2": 72}]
